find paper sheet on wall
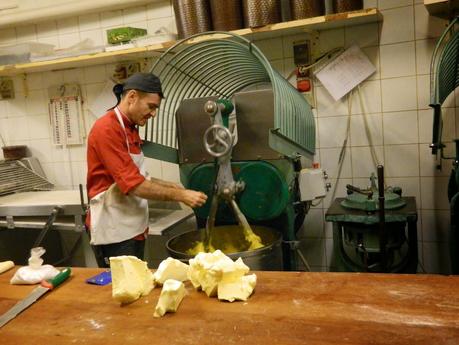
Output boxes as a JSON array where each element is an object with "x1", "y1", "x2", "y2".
[
  {"x1": 88, "y1": 79, "x2": 117, "y2": 118},
  {"x1": 314, "y1": 44, "x2": 376, "y2": 101}
]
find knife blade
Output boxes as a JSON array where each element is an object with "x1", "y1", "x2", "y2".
[{"x1": 0, "y1": 267, "x2": 71, "y2": 328}]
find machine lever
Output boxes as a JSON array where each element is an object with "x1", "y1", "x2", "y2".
[
  {"x1": 229, "y1": 199, "x2": 255, "y2": 241},
  {"x1": 204, "y1": 192, "x2": 219, "y2": 250},
  {"x1": 346, "y1": 184, "x2": 373, "y2": 199}
]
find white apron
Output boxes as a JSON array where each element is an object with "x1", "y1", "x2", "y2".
[{"x1": 89, "y1": 107, "x2": 149, "y2": 245}]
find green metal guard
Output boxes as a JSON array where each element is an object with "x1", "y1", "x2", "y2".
[{"x1": 430, "y1": 17, "x2": 459, "y2": 273}]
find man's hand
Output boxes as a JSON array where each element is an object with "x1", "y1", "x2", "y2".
[{"x1": 180, "y1": 189, "x2": 207, "y2": 208}]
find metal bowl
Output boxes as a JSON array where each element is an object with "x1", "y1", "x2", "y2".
[{"x1": 166, "y1": 225, "x2": 283, "y2": 270}]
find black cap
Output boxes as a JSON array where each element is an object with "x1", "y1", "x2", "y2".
[{"x1": 112, "y1": 73, "x2": 164, "y2": 107}]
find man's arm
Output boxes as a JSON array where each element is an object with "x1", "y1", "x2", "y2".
[
  {"x1": 131, "y1": 179, "x2": 207, "y2": 208},
  {"x1": 149, "y1": 177, "x2": 184, "y2": 190}
]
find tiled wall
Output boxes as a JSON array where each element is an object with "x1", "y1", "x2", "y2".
[{"x1": 0, "y1": 0, "x2": 453, "y2": 273}]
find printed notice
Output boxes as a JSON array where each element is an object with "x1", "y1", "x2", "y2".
[{"x1": 315, "y1": 45, "x2": 376, "y2": 101}]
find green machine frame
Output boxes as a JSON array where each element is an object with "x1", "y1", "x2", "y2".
[
  {"x1": 430, "y1": 17, "x2": 459, "y2": 273},
  {"x1": 142, "y1": 32, "x2": 316, "y2": 270}
]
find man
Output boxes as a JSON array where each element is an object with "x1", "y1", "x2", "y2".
[{"x1": 86, "y1": 73, "x2": 207, "y2": 267}]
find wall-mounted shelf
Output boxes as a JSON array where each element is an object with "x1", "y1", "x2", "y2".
[
  {"x1": 424, "y1": 0, "x2": 459, "y2": 17},
  {"x1": 0, "y1": 8, "x2": 381, "y2": 76}
]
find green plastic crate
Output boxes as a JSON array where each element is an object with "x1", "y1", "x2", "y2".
[{"x1": 107, "y1": 27, "x2": 147, "y2": 44}]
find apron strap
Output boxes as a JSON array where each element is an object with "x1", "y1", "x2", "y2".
[{"x1": 114, "y1": 107, "x2": 131, "y2": 155}]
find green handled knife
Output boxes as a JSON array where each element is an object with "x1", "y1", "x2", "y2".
[{"x1": 0, "y1": 267, "x2": 71, "y2": 328}]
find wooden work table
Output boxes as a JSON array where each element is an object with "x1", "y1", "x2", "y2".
[{"x1": 0, "y1": 268, "x2": 458, "y2": 344}]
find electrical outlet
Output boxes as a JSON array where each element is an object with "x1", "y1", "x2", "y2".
[{"x1": 0, "y1": 77, "x2": 14, "y2": 100}]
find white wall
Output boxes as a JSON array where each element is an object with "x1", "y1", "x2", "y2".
[{"x1": 0, "y1": 0, "x2": 453, "y2": 273}]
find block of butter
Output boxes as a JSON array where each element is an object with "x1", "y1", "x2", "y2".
[
  {"x1": 188, "y1": 250, "x2": 250, "y2": 297},
  {"x1": 154, "y1": 279, "x2": 186, "y2": 317},
  {"x1": 0, "y1": 261, "x2": 14, "y2": 275},
  {"x1": 218, "y1": 273, "x2": 257, "y2": 302},
  {"x1": 109, "y1": 256, "x2": 153, "y2": 304},
  {"x1": 153, "y1": 257, "x2": 189, "y2": 285}
]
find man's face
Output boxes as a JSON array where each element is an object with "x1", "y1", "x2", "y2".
[{"x1": 127, "y1": 90, "x2": 161, "y2": 126}]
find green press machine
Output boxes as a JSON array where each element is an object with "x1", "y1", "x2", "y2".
[
  {"x1": 141, "y1": 32, "x2": 322, "y2": 270},
  {"x1": 430, "y1": 17, "x2": 459, "y2": 274}
]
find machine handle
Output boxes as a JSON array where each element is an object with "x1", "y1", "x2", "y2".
[{"x1": 203, "y1": 124, "x2": 233, "y2": 158}]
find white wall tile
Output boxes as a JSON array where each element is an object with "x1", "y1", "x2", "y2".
[
  {"x1": 78, "y1": 13, "x2": 101, "y2": 31},
  {"x1": 419, "y1": 144, "x2": 450, "y2": 177},
  {"x1": 79, "y1": 29, "x2": 104, "y2": 47},
  {"x1": 385, "y1": 144, "x2": 419, "y2": 177},
  {"x1": 299, "y1": 238, "x2": 327, "y2": 267},
  {"x1": 298, "y1": 208, "x2": 324, "y2": 239},
  {"x1": 350, "y1": 80, "x2": 381, "y2": 114},
  {"x1": 415, "y1": 38, "x2": 436, "y2": 75},
  {"x1": 144, "y1": 157, "x2": 163, "y2": 179},
  {"x1": 28, "y1": 139, "x2": 53, "y2": 164},
  {"x1": 57, "y1": 17, "x2": 79, "y2": 35},
  {"x1": 26, "y1": 90, "x2": 48, "y2": 115},
  {"x1": 42, "y1": 71, "x2": 64, "y2": 89},
  {"x1": 123, "y1": 6, "x2": 148, "y2": 24},
  {"x1": 63, "y1": 68, "x2": 86, "y2": 84},
  {"x1": 414, "y1": 4, "x2": 448, "y2": 40},
  {"x1": 380, "y1": 41, "x2": 416, "y2": 78},
  {"x1": 378, "y1": 0, "x2": 412, "y2": 10},
  {"x1": 362, "y1": 46, "x2": 380, "y2": 80},
  {"x1": 37, "y1": 36, "x2": 59, "y2": 49},
  {"x1": 27, "y1": 114, "x2": 50, "y2": 140},
  {"x1": 58, "y1": 32, "x2": 81, "y2": 49},
  {"x1": 351, "y1": 146, "x2": 384, "y2": 177},
  {"x1": 51, "y1": 161, "x2": 73, "y2": 188},
  {"x1": 84, "y1": 65, "x2": 107, "y2": 84},
  {"x1": 345, "y1": 23, "x2": 378, "y2": 48},
  {"x1": 350, "y1": 113, "x2": 383, "y2": 146},
  {"x1": 36, "y1": 21, "x2": 58, "y2": 39},
  {"x1": 161, "y1": 161, "x2": 180, "y2": 183},
  {"x1": 69, "y1": 145, "x2": 86, "y2": 162},
  {"x1": 420, "y1": 176, "x2": 449, "y2": 210},
  {"x1": 320, "y1": 147, "x2": 352, "y2": 178},
  {"x1": 0, "y1": 100, "x2": 7, "y2": 119},
  {"x1": 84, "y1": 82, "x2": 106, "y2": 108},
  {"x1": 16, "y1": 25, "x2": 37, "y2": 42},
  {"x1": 418, "y1": 110, "x2": 433, "y2": 143},
  {"x1": 0, "y1": 28, "x2": 16, "y2": 44},
  {"x1": 385, "y1": 177, "x2": 421, "y2": 208},
  {"x1": 254, "y1": 37, "x2": 284, "y2": 61},
  {"x1": 322, "y1": 178, "x2": 352, "y2": 209},
  {"x1": 100, "y1": 10, "x2": 124, "y2": 28},
  {"x1": 6, "y1": 93, "x2": 27, "y2": 117},
  {"x1": 421, "y1": 209, "x2": 450, "y2": 242},
  {"x1": 316, "y1": 85, "x2": 349, "y2": 117},
  {"x1": 318, "y1": 116, "x2": 350, "y2": 148},
  {"x1": 416, "y1": 74, "x2": 430, "y2": 110},
  {"x1": 147, "y1": 1, "x2": 173, "y2": 19},
  {"x1": 24, "y1": 73, "x2": 44, "y2": 91},
  {"x1": 381, "y1": 76, "x2": 417, "y2": 112},
  {"x1": 380, "y1": 6, "x2": 414, "y2": 45},
  {"x1": 383, "y1": 110, "x2": 418, "y2": 145},
  {"x1": 325, "y1": 238, "x2": 334, "y2": 269},
  {"x1": 6, "y1": 117, "x2": 29, "y2": 141},
  {"x1": 318, "y1": 28, "x2": 344, "y2": 54},
  {"x1": 146, "y1": 17, "x2": 177, "y2": 36}
]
